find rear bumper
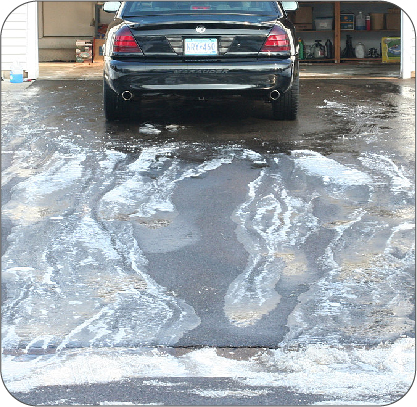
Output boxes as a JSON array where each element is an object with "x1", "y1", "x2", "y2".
[{"x1": 104, "y1": 57, "x2": 297, "y2": 99}]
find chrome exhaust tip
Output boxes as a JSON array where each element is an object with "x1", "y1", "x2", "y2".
[
  {"x1": 270, "y1": 90, "x2": 280, "y2": 101},
  {"x1": 122, "y1": 90, "x2": 133, "y2": 101}
]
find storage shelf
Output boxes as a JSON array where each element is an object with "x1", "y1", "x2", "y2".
[
  {"x1": 340, "y1": 58, "x2": 399, "y2": 64},
  {"x1": 341, "y1": 29, "x2": 401, "y2": 32},
  {"x1": 341, "y1": 58, "x2": 382, "y2": 61},
  {"x1": 300, "y1": 59, "x2": 336, "y2": 62},
  {"x1": 297, "y1": 30, "x2": 335, "y2": 32},
  {"x1": 294, "y1": 1, "x2": 402, "y2": 64}
]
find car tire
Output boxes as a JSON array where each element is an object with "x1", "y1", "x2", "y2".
[
  {"x1": 103, "y1": 79, "x2": 120, "y2": 121},
  {"x1": 271, "y1": 77, "x2": 299, "y2": 121},
  {"x1": 103, "y1": 79, "x2": 133, "y2": 121}
]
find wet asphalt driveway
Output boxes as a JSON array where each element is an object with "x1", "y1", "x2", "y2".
[{"x1": 1, "y1": 77, "x2": 415, "y2": 405}]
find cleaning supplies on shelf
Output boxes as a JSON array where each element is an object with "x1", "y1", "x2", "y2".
[
  {"x1": 355, "y1": 42, "x2": 366, "y2": 58},
  {"x1": 325, "y1": 39, "x2": 333, "y2": 59},
  {"x1": 365, "y1": 14, "x2": 371, "y2": 30},
  {"x1": 341, "y1": 35, "x2": 355, "y2": 58},
  {"x1": 313, "y1": 40, "x2": 325, "y2": 58},
  {"x1": 356, "y1": 11, "x2": 366, "y2": 30},
  {"x1": 298, "y1": 38, "x2": 305, "y2": 59}
]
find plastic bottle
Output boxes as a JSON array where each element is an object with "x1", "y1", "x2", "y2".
[
  {"x1": 10, "y1": 62, "x2": 23, "y2": 83},
  {"x1": 325, "y1": 39, "x2": 333, "y2": 59},
  {"x1": 314, "y1": 40, "x2": 325, "y2": 59},
  {"x1": 298, "y1": 38, "x2": 305, "y2": 59},
  {"x1": 356, "y1": 11, "x2": 366, "y2": 30},
  {"x1": 355, "y1": 42, "x2": 366, "y2": 58},
  {"x1": 366, "y1": 15, "x2": 371, "y2": 30}
]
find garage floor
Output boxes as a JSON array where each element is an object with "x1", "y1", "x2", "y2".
[
  {"x1": 0, "y1": 61, "x2": 404, "y2": 93},
  {"x1": 33, "y1": 61, "x2": 402, "y2": 80}
]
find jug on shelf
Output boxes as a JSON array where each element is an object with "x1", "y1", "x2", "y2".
[
  {"x1": 314, "y1": 40, "x2": 325, "y2": 59},
  {"x1": 355, "y1": 42, "x2": 366, "y2": 59},
  {"x1": 356, "y1": 11, "x2": 366, "y2": 30}
]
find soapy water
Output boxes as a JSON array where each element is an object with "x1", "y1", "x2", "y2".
[
  {"x1": 1, "y1": 85, "x2": 415, "y2": 402},
  {"x1": 2, "y1": 139, "x2": 414, "y2": 402},
  {"x1": 3, "y1": 338, "x2": 414, "y2": 403}
]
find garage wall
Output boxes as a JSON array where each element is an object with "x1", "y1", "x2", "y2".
[
  {"x1": 1, "y1": 2, "x2": 38, "y2": 78},
  {"x1": 38, "y1": 1, "x2": 96, "y2": 61},
  {"x1": 43, "y1": 1, "x2": 94, "y2": 36}
]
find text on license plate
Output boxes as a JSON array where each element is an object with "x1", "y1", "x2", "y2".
[{"x1": 184, "y1": 38, "x2": 218, "y2": 55}]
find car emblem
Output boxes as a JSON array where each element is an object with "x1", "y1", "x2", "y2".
[{"x1": 196, "y1": 25, "x2": 206, "y2": 33}]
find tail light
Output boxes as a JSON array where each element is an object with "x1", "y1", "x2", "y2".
[
  {"x1": 261, "y1": 25, "x2": 291, "y2": 53},
  {"x1": 113, "y1": 26, "x2": 142, "y2": 53}
]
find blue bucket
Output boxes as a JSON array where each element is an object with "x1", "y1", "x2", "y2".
[
  {"x1": 10, "y1": 72, "x2": 23, "y2": 83},
  {"x1": 10, "y1": 65, "x2": 24, "y2": 83}
]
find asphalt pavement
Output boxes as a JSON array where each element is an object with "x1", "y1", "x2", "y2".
[{"x1": 1, "y1": 72, "x2": 415, "y2": 406}]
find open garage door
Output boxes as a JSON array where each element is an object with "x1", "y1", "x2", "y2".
[{"x1": 1, "y1": 2, "x2": 38, "y2": 79}]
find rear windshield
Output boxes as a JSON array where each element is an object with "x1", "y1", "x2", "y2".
[{"x1": 122, "y1": 1, "x2": 281, "y2": 16}]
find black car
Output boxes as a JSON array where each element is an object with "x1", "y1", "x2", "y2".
[{"x1": 103, "y1": 1, "x2": 299, "y2": 121}]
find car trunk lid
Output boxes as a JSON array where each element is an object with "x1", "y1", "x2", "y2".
[{"x1": 126, "y1": 14, "x2": 279, "y2": 57}]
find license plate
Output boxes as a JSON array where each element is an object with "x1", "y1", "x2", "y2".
[{"x1": 184, "y1": 38, "x2": 218, "y2": 56}]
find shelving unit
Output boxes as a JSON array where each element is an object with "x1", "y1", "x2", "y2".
[{"x1": 291, "y1": 1, "x2": 401, "y2": 64}]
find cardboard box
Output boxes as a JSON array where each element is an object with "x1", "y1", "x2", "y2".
[
  {"x1": 76, "y1": 39, "x2": 93, "y2": 63},
  {"x1": 371, "y1": 13, "x2": 385, "y2": 30},
  {"x1": 341, "y1": 14, "x2": 354, "y2": 30},
  {"x1": 388, "y1": 7, "x2": 401, "y2": 14},
  {"x1": 295, "y1": 7, "x2": 313, "y2": 24},
  {"x1": 295, "y1": 23, "x2": 313, "y2": 31},
  {"x1": 382, "y1": 37, "x2": 401, "y2": 63},
  {"x1": 386, "y1": 13, "x2": 401, "y2": 30},
  {"x1": 94, "y1": 39, "x2": 105, "y2": 61}
]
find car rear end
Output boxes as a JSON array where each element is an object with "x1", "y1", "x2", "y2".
[{"x1": 103, "y1": 1, "x2": 299, "y2": 120}]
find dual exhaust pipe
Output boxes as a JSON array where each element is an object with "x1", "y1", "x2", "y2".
[
  {"x1": 121, "y1": 90, "x2": 133, "y2": 101},
  {"x1": 269, "y1": 90, "x2": 280, "y2": 101}
]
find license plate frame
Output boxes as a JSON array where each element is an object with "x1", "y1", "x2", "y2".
[{"x1": 184, "y1": 38, "x2": 218, "y2": 56}]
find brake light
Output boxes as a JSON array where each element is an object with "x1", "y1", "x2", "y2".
[
  {"x1": 261, "y1": 26, "x2": 291, "y2": 53},
  {"x1": 113, "y1": 26, "x2": 142, "y2": 53}
]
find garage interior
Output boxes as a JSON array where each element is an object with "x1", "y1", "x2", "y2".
[{"x1": 1, "y1": 1, "x2": 415, "y2": 81}]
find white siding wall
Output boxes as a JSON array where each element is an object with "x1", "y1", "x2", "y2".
[
  {"x1": 1, "y1": 2, "x2": 38, "y2": 79},
  {"x1": 2, "y1": 3, "x2": 28, "y2": 71},
  {"x1": 401, "y1": 10, "x2": 415, "y2": 78}
]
